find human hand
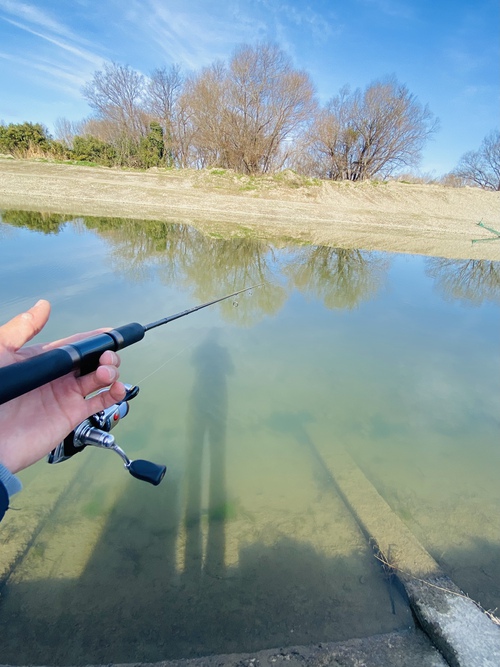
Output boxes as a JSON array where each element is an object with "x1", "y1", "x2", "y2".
[{"x1": 0, "y1": 300, "x2": 126, "y2": 474}]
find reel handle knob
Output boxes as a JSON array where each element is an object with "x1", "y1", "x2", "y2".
[{"x1": 127, "y1": 460, "x2": 166, "y2": 486}]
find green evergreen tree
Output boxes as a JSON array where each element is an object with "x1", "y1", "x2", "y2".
[{"x1": 138, "y1": 122, "x2": 165, "y2": 168}]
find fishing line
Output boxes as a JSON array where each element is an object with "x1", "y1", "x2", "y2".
[
  {"x1": 135, "y1": 338, "x2": 199, "y2": 385},
  {"x1": 135, "y1": 293, "x2": 248, "y2": 385}
]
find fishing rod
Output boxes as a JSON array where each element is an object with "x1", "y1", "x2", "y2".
[
  {"x1": 0, "y1": 284, "x2": 260, "y2": 485},
  {"x1": 0, "y1": 284, "x2": 259, "y2": 406}
]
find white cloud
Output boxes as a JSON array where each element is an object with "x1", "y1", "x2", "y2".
[
  {"x1": 132, "y1": 0, "x2": 257, "y2": 69},
  {"x1": 3, "y1": 17, "x2": 104, "y2": 67},
  {"x1": 0, "y1": 0, "x2": 111, "y2": 111},
  {"x1": 359, "y1": 0, "x2": 416, "y2": 19},
  {"x1": 128, "y1": 0, "x2": 341, "y2": 73},
  {"x1": 0, "y1": 50, "x2": 88, "y2": 96},
  {"x1": 0, "y1": 0, "x2": 108, "y2": 88},
  {"x1": 256, "y1": 0, "x2": 338, "y2": 40},
  {"x1": 0, "y1": 0, "x2": 74, "y2": 37}
]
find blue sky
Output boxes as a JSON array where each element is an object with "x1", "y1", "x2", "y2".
[{"x1": 0, "y1": 0, "x2": 498, "y2": 175}]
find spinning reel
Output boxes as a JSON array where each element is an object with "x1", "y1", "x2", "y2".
[{"x1": 47, "y1": 384, "x2": 166, "y2": 486}]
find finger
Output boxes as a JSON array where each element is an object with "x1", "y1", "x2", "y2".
[
  {"x1": 84, "y1": 382, "x2": 127, "y2": 415},
  {"x1": 107, "y1": 381, "x2": 127, "y2": 403},
  {"x1": 78, "y1": 364, "x2": 120, "y2": 398},
  {"x1": 99, "y1": 350, "x2": 121, "y2": 368},
  {"x1": 0, "y1": 300, "x2": 51, "y2": 352}
]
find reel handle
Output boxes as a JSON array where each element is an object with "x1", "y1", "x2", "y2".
[{"x1": 127, "y1": 460, "x2": 167, "y2": 486}]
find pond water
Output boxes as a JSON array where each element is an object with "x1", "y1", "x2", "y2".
[{"x1": 0, "y1": 211, "x2": 499, "y2": 665}]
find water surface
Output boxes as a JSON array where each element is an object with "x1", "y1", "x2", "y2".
[{"x1": 0, "y1": 211, "x2": 499, "y2": 664}]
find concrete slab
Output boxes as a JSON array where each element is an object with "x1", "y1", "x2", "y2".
[
  {"x1": 0, "y1": 628, "x2": 448, "y2": 667},
  {"x1": 406, "y1": 576, "x2": 500, "y2": 667}
]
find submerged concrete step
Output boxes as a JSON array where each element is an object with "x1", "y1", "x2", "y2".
[
  {"x1": 313, "y1": 443, "x2": 500, "y2": 667},
  {"x1": 0, "y1": 457, "x2": 87, "y2": 586},
  {"x1": 3, "y1": 436, "x2": 498, "y2": 667}
]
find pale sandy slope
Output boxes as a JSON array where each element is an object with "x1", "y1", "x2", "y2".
[{"x1": 1, "y1": 159, "x2": 499, "y2": 260}]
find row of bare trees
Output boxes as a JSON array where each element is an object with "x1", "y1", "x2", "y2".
[
  {"x1": 53, "y1": 42, "x2": 439, "y2": 179},
  {"x1": 302, "y1": 81, "x2": 438, "y2": 180}
]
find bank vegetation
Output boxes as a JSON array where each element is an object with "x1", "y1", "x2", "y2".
[{"x1": 1, "y1": 42, "x2": 498, "y2": 190}]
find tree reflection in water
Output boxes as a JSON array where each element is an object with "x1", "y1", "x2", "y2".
[
  {"x1": 81, "y1": 216, "x2": 288, "y2": 325},
  {"x1": 1, "y1": 209, "x2": 69, "y2": 235},
  {"x1": 77, "y1": 216, "x2": 389, "y2": 312},
  {"x1": 286, "y1": 246, "x2": 389, "y2": 309},
  {"x1": 426, "y1": 258, "x2": 500, "y2": 306},
  {"x1": 2, "y1": 210, "x2": 391, "y2": 317}
]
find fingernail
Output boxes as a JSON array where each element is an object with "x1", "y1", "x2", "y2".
[{"x1": 107, "y1": 367, "x2": 118, "y2": 382}]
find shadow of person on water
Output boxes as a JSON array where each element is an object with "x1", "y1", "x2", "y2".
[{"x1": 184, "y1": 329, "x2": 234, "y2": 580}]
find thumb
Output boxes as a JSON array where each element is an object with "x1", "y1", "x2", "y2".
[{"x1": 0, "y1": 300, "x2": 51, "y2": 352}]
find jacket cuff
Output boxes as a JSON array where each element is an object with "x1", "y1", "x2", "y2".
[{"x1": 0, "y1": 462, "x2": 22, "y2": 498}]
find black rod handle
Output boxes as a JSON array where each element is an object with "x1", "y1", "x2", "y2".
[
  {"x1": 0, "y1": 324, "x2": 145, "y2": 406},
  {"x1": 0, "y1": 347, "x2": 76, "y2": 405}
]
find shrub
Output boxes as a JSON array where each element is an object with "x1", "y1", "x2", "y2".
[
  {"x1": 0, "y1": 122, "x2": 51, "y2": 155},
  {"x1": 71, "y1": 135, "x2": 117, "y2": 166}
]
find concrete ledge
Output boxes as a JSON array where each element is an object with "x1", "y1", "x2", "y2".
[
  {"x1": 406, "y1": 576, "x2": 500, "y2": 667},
  {"x1": 0, "y1": 629, "x2": 448, "y2": 667},
  {"x1": 314, "y1": 444, "x2": 500, "y2": 667},
  {"x1": 126, "y1": 630, "x2": 448, "y2": 667}
]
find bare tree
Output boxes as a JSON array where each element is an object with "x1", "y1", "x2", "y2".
[
  {"x1": 79, "y1": 117, "x2": 122, "y2": 144},
  {"x1": 54, "y1": 117, "x2": 85, "y2": 148},
  {"x1": 184, "y1": 43, "x2": 316, "y2": 173},
  {"x1": 82, "y1": 62, "x2": 148, "y2": 140},
  {"x1": 453, "y1": 130, "x2": 500, "y2": 190},
  {"x1": 146, "y1": 65, "x2": 183, "y2": 121},
  {"x1": 225, "y1": 43, "x2": 316, "y2": 173},
  {"x1": 145, "y1": 64, "x2": 184, "y2": 165},
  {"x1": 174, "y1": 92, "x2": 198, "y2": 168},
  {"x1": 303, "y1": 78, "x2": 438, "y2": 181},
  {"x1": 298, "y1": 86, "x2": 357, "y2": 179},
  {"x1": 182, "y1": 61, "x2": 228, "y2": 168}
]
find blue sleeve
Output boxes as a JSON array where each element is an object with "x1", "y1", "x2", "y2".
[
  {"x1": 0, "y1": 480, "x2": 8, "y2": 522},
  {"x1": 0, "y1": 464, "x2": 22, "y2": 523}
]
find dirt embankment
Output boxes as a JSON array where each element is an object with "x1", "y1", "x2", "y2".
[{"x1": 1, "y1": 159, "x2": 499, "y2": 260}]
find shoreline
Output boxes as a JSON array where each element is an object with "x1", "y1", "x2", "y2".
[{"x1": 1, "y1": 159, "x2": 499, "y2": 261}]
